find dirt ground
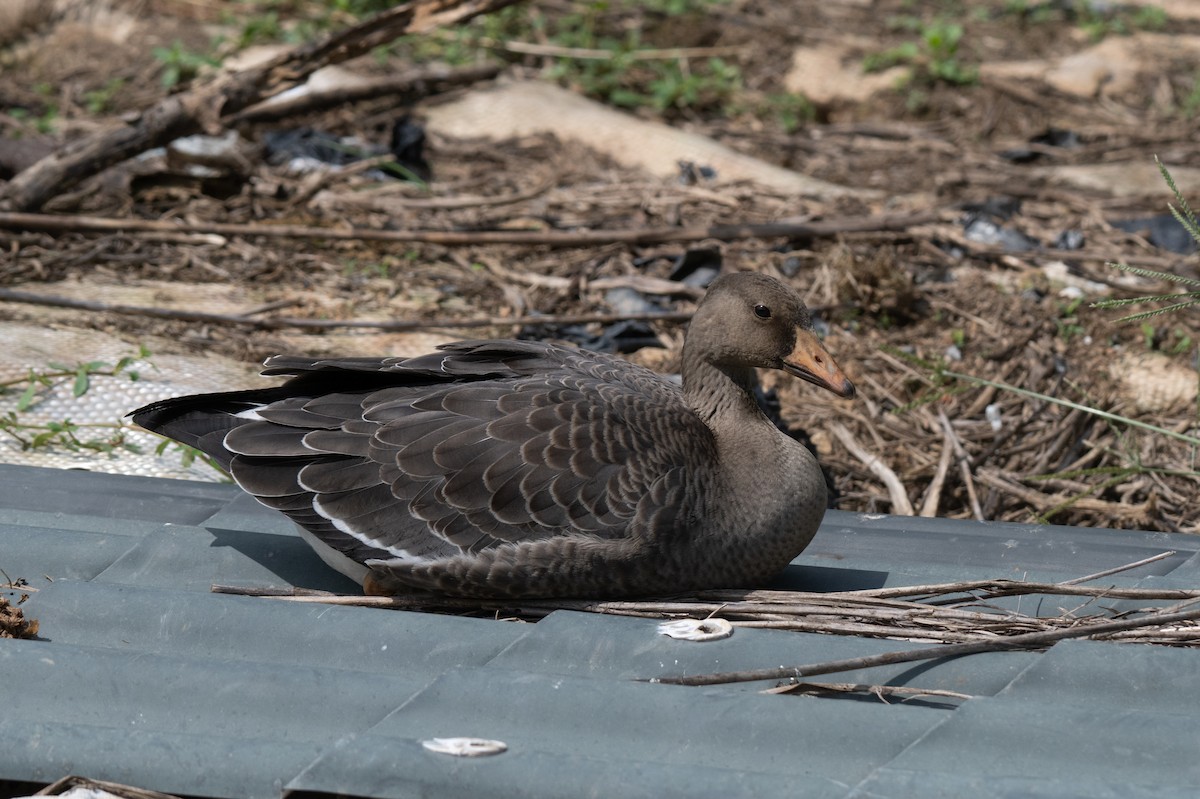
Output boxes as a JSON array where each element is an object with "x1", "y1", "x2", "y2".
[{"x1": 0, "y1": 0, "x2": 1198, "y2": 533}]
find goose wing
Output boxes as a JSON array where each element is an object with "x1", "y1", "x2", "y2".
[{"x1": 136, "y1": 341, "x2": 714, "y2": 567}]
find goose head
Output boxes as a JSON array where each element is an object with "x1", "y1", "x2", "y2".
[{"x1": 684, "y1": 272, "x2": 855, "y2": 400}]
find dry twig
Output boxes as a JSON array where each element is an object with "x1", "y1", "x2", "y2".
[
  {"x1": 0, "y1": 286, "x2": 694, "y2": 330},
  {"x1": 764, "y1": 681, "x2": 974, "y2": 702},
  {"x1": 231, "y1": 62, "x2": 502, "y2": 122},
  {"x1": 831, "y1": 422, "x2": 915, "y2": 515},
  {"x1": 0, "y1": 210, "x2": 940, "y2": 247},
  {"x1": 654, "y1": 602, "x2": 1200, "y2": 686}
]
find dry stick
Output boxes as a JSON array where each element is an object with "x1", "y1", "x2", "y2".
[
  {"x1": 0, "y1": 0, "x2": 525, "y2": 211},
  {"x1": 937, "y1": 408, "x2": 984, "y2": 521},
  {"x1": 320, "y1": 175, "x2": 557, "y2": 211},
  {"x1": 0, "y1": 286, "x2": 694, "y2": 330},
  {"x1": 487, "y1": 39, "x2": 747, "y2": 61},
  {"x1": 974, "y1": 467, "x2": 1152, "y2": 520},
  {"x1": 231, "y1": 62, "x2": 502, "y2": 122},
  {"x1": 920, "y1": 428, "x2": 954, "y2": 518},
  {"x1": 765, "y1": 681, "x2": 974, "y2": 701},
  {"x1": 701, "y1": 580, "x2": 1200, "y2": 604},
  {"x1": 0, "y1": 210, "x2": 940, "y2": 247},
  {"x1": 830, "y1": 422, "x2": 915, "y2": 515},
  {"x1": 213, "y1": 577, "x2": 1200, "y2": 612},
  {"x1": 652, "y1": 602, "x2": 1200, "y2": 686},
  {"x1": 1063, "y1": 550, "x2": 1177, "y2": 585},
  {"x1": 34, "y1": 776, "x2": 182, "y2": 799}
]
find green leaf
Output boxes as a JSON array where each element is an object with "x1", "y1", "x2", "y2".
[
  {"x1": 16, "y1": 381, "x2": 37, "y2": 412},
  {"x1": 73, "y1": 369, "x2": 90, "y2": 397}
]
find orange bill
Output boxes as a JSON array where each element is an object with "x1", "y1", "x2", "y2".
[{"x1": 782, "y1": 329, "x2": 856, "y2": 399}]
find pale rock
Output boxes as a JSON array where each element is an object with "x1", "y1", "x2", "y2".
[
  {"x1": 424, "y1": 79, "x2": 874, "y2": 198},
  {"x1": 783, "y1": 43, "x2": 908, "y2": 105}
]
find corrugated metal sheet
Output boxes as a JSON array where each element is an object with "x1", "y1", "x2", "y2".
[{"x1": 2, "y1": 463, "x2": 1199, "y2": 798}]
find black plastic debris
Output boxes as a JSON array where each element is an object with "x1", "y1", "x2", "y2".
[
  {"x1": 780, "y1": 256, "x2": 804, "y2": 278},
  {"x1": 631, "y1": 249, "x2": 722, "y2": 289},
  {"x1": 964, "y1": 217, "x2": 1039, "y2": 251},
  {"x1": 1111, "y1": 215, "x2": 1197, "y2": 255},
  {"x1": 667, "y1": 247, "x2": 723, "y2": 288},
  {"x1": 932, "y1": 241, "x2": 967, "y2": 260},
  {"x1": 263, "y1": 128, "x2": 379, "y2": 169},
  {"x1": 387, "y1": 116, "x2": 432, "y2": 182},
  {"x1": 961, "y1": 197, "x2": 1038, "y2": 252},
  {"x1": 518, "y1": 320, "x2": 663, "y2": 355},
  {"x1": 1031, "y1": 128, "x2": 1080, "y2": 149},
  {"x1": 1054, "y1": 230, "x2": 1086, "y2": 250},
  {"x1": 677, "y1": 160, "x2": 717, "y2": 185},
  {"x1": 962, "y1": 196, "x2": 1022, "y2": 221},
  {"x1": 998, "y1": 127, "x2": 1081, "y2": 163},
  {"x1": 604, "y1": 287, "x2": 660, "y2": 316}
]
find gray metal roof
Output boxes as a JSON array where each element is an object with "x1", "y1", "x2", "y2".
[{"x1": 2, "y1": 462, "x2": 1200, "y2": 798}]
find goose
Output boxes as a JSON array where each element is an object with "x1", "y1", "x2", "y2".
[{"x1": 131, "y1": 271, "x2": 855, "y2": 598}]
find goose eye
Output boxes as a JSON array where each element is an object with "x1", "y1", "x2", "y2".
[{"x1": 753, "y1": 304, "x2": 772, "y2": 319}]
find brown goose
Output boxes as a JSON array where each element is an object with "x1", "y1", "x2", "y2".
[{"x1": 131, "y1": 272, "x2": 854, "y2": 598}]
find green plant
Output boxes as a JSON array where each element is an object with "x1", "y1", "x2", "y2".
[
  {"x1": 1092, "y1": 159, "x2": 1200, "y2": 322},
  {"x1": 83, "y1": 78, "x2": 126, "y2": 115},
  {"x1": 9, "y1": 85, "x2": 60, "y2": 133},
  {"x1": 342, "y1": 257, "x2": 391, "y2": 279},
  {"x1": 742, "y1": 92, "x2": 816, "y2": 133},
  {"x1": 1075, "y1": 0, "x2": 1167, "y2": 41},
  {"x1": 1055, "y1": 296, "x2": 1086, "y2": 341},
  {"x1": 152, "y1": 41, "x2": 221, "y2": 88},
  {"x1": 0, "y1": 347, "x2": 225, "y2": 476},
  {"x1": 0, "y1": 350, "x2": 147, "y2": 457},
  {"x1": 619, "y1": 57, "x2": 741, "y2": 113},
  {"x1": 237, "y1": 10, "x2": 285, "y2": 47},
  {"x1": 923, "y1": 20, "x2": 977, "y2": 84},
  {"x1": 393, "y1": 0, "x2": 741, "y2": 116},
  {"x1": 864, "y1": 17, "x2": 977, "y2": 87}
]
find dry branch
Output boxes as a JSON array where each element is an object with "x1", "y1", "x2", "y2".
[
  {"x1": 765, "y1": 681, "x2": 974, "y2": 701},
  {"x1": 0, "y1": 210, "x2": 940, "y2": 248},
  {"x1": 654, "y1": 602, "x2": 1200, "y2": 686},
  {"x1": 231, "y1": 62, "x2": 502, "y2": 122},
  {"x1": 831, "y1": 422, "x2": 915, "y2": 515},
  {"x1": 0, "y1": 286, "x2": 694, "y2": 330},
  {"x1": 0, "y1": 0, "x2": 525, "y2": 211}
]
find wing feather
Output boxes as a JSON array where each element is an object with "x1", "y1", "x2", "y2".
[{"x1": 133, "y1": 339, "x2": 717, "y2": 575}]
